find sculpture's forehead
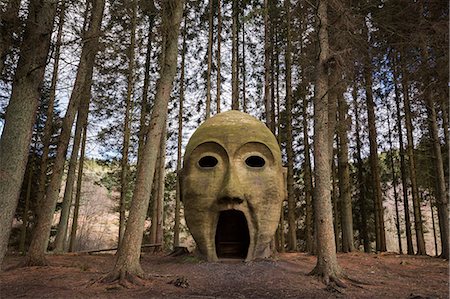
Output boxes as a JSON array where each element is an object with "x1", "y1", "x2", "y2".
[{"x1": 184, "y1": 111, "x2": 281, "y2": 161}]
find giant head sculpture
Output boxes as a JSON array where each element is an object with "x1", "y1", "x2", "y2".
[{"x1": 181, "y1": 111, "x2": 286, "y2": 261}]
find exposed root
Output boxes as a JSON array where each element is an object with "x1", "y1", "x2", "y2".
[
  {"x1": 309, "y1": 265, "x2": 347, "y2": 289},
  {"x1": 98, "y1": 270, "x2": 146, "y2": 288}
]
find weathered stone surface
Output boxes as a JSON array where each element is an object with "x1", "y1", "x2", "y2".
[{"x1": 181, "y1": 111, "x2": 286, "y2": 261}]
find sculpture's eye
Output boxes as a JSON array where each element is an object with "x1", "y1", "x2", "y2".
[
  {"x1": 245, "y1": 155, "x2": 265, "y2": 168},
  {"x1": 198, "y1": 155, "x2": 218, "y2": 168}
]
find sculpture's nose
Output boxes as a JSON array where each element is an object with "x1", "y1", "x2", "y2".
[{"x1": 218, "y1": 166, "x2": 245, "y2": 205}]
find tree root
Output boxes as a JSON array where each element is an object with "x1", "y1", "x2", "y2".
[
  {"x1": 97, "y1": 269, "x2": 146, "y2": 288},
  {"x1": 309, "y1": 266, "x2": 347, "y2": 289}
]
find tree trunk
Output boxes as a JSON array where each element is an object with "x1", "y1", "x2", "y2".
[
  {"x1": 284, "y1": 0, "x2": 296, "y2": 252},
  {"x1": 263, "y1": 0, "x2": 272, "y2": 130},
  {"x1": 428, "y1": 195, "x2": 438, "y2": 256},
  {"x1": 68, "y1": 121, "x2": 88, "y2": 252},
  {"x1": 53, "y1": 99, "x2": 88, "y2": 253},
  {"x1": 400, "y1": 51, "x2": 426, "y2": 255},
  {"x1": 337, "y1": 92, "x2": 354, "y2": 253},
  {"x1": 310, "y1": 0, "x2": 342, "y2": 284},
  {"x1": 231, "y1": 0, "x2": 239, "y2": 110},
  {"x1": 353, "y1": 88, "x2": 370, "y2": 253},
  {"x1": 174, "y1": 14, "x2": 188, "y2": 248},
  {"x1": 102, "y1": 0, "x2": 183, "y2": 283},
  {"x1": 425, "y1": 94, "x2": 449, "y2": 259},
  {"x1": 0, "y1": 0, "x2": 57, "y2": 269},
  {"x1": 119, "y1": 0, "x2": 137, "y2": 247},
  {"x1": 205, "y1": 0, "x2": 213, "y2": 119},
  {"x1": 302, "y1": 95, "x2": 314, "y2": 254},
  {"x1": 392, "y1": 54, "x2": 414, "y2": 254},
  {"x1": 35, "y1": 0, "x2": 67, "y2": 215},
  {"x1": 26, "y1": 0, "x2": 104, "y2": 266},
  {"x1": 19, "y1": 158, "x2": 34, "y2": 254},
  {"x1": 363, "y1": 42, "x2": 386, "y2": 252},
  {"x1": 216, "y1": 0, "x2": 222, "y2": 113},
  {"x1": 331, "y1": 152, "x2": 339, "y2": 251},
  {"x1": 0, "y1": 0, "x2": 20, "y2": 75},
  {"x1": 241, "y1": 12, "x2": 247, "y2": 113},
  {"x1": 386, "y1": 100, "x2": 402, "y2": 254},
  {"x1": 155, "y1": 125, "x2": 167, "y2": 251},
  {"x1": 137, "y1": 13, "x2": 155, "y2": 167}
]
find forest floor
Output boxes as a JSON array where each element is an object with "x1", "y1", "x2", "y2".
[{"x1": 0, "y1": 251, "x2": 448, "y2": 298}]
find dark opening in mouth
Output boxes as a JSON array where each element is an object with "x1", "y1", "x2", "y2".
[{"x1": 215, "y1": 210, "x2": 250, "y2": 259}]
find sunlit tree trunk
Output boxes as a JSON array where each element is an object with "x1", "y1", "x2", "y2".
[
  {"x1": 137, "y1": 11, "x2": 156, "y2": 167},
  {"x1": 102, "y1": 0, "x2": 183, "y2": 283},
  {"x1": 310, "y1": 0, "x2": 342, "y2": 284},
  {"x1": 26, "y1": 0, "x2": 104, "y2": 265},
  {"x1": 0, "y1": 0, "x2": 57, "y2": 268},
  {"x1": 35, "y1": 0, "x2": 67, "y2": 212},
  {"x1": 174, "y1": 13, "x2": 188, "y2": 248},
  {"x1": 119, "y1": 0, "x2": 137, "y2": 247}
]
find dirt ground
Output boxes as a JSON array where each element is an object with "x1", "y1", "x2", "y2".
[{"x1": 0, "y1": 251, "x2": 448, "y2": 298}]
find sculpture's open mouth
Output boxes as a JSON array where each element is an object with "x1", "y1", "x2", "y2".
[{"x1": 215, "y1": 210, "x2": 250, "y2": 259}]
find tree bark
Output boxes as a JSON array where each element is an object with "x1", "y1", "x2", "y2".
[
  {"x1": 231, "y1": 0, "x2": 239, "y2": 110},
  {"x1": 35, "y1": 0, "x2": 67, "y2": 213},
  {"x1": 53, "y1": 96, "x2": 89, "y2": 253},
  {"x1": 263, "y1": 0, "x2": 272, "y2": 130},
  {"x1": 428, "y1": 195, "x2": 438, "y2": 256},
  {"x1": 337, "y1": 92, "x2": 354, "y2": 253},
  {"x1": 102, "y1": 0, "x2": 183, "y2": 283},
  {"x1": 363, "y1": 41, "x2": 386, "y2": 252},
  {"x1": 119, "y1": 0, "x2": 137, "y2": 247},
  {"x1": 174, "y1": 13, "x2": 188, "y2": 248},
  {"x1": 19, "y1": 158, "x2": 34, "y2": 254},
  {"x1": 216, "y1": 0, "x2": 222, "y2": 113},
  {"x1": 310, "y1": 0, "x2": 342, "y2": 284},
  {"x1": 68, "y1": 121, "x2": 88, "y2": 252},
  {"x1": 425, "y1": 93, "x2": 449, "y2": 259},
  {"x1": 137, "y1": 12, "x2": 155, "y2": 167},
  {"x1": 0, "y1": 0, "x2": 20, "y2": 76},
  {"x1": 284, "y1": 0, "x2": 296, "y2": 252},
  {"x1": 399, "y1": 51, "x2": 426, "y2": 255},
  {"x1": 241, "y1": 11, "x2": 247, "y2": 113},
  {"x1": 26, "y1": 0, "x2": 104, "y2": 266},
  {"x1": 0, "y1": 0, "x2": 57, "y2": 269},
  {"x1": 302, "y1": 95, "x2": 314, "y2": 254},
  {"x1": 386, "y1": 100, "x2": 402, "y2": 254},
  {"x1": 205, "y1": 0, "x2": 213, "y2": 119},
  {"x1": 155, "y1": 125, "x2": 167, "y2": 251},
  {"x1": 353, "y1": 88, "x2": 370, "y2": 253},
  {"x1": 392, "y1": 54, "x2": 414, "y2": 254},
  {"x1": 331, "y1": 152, "x2": 339, "y2": 251}
]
